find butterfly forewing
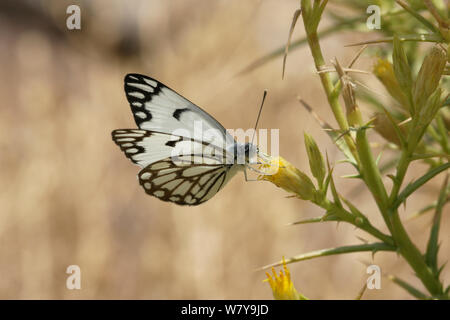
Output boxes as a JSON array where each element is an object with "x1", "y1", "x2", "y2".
[
  {"x1": 112, "y1": 129, "x2": 229, "y2": 168},
  {"x1": 124, "y1": 74, "x2": 235, "y2": 149}
]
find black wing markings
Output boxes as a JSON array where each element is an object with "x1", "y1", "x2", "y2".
[
  {"x1": 138, "y1": 158, "x2": 229, "y2": 206},
  {"x1": 173, "y1": 108, "x2": 190, "y2": 121},
  {"x1": 124, "y1": 74, "x2": 161, "y2": 127},
  {"x1": 111, "y1": 129, "x2": 230, "y2": 166},
  {"x1": 123, "y1": 74, "x2": 231, "y2": 142},
  {"x1": 111, "y1": 129, "x2": 151, "y2": 164}
]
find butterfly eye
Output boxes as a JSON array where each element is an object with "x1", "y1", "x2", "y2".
[
  {"x1": 244, "y1": 143, "x2": 251, "y2": 158},
  {"x1": 243, "y1": 143, "x2": 259, "y2": 165}
]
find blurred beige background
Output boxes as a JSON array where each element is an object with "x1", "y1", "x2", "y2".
[{"x1": 0, "y1": 0, "x2": 447, "y2": 299}]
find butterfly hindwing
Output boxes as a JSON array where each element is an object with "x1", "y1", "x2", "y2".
[{"x1": 138, "y1": 158, "x2": 231, "y2": 206}]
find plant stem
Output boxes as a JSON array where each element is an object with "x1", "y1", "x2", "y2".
[
  {"x1": 388, "y1": 148, "x2": 411, "y2": 203},
  {"x1": 356, "y1": 129, "x2": 394, "y2": 233},
  {"x1": 388, "y1": 209, "x2": 443, "y2": 296},
  {"x1": 321, "y1": 199, "x2": 394, "y2": 245},
  {"x1": 386, "y1": 123, "x2": 445, "y2": 297},
  {"x1": 298, "y1": 0, "x2": 447, "y2": 298},
  {"x1": 301, "y1": 23, "x2": 360, "y2": 165}
]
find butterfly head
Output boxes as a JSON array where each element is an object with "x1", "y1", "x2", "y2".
[
  {"x1": 231, "y1": 142, "x2": 259, "y2": 165},
  {"x1": 245, "y1": 143, "x2": 259, "y2": 162}
]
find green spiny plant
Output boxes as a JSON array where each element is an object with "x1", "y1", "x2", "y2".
[{"x1": 256, "y1": 0, "x2": 449, "y2": 300}]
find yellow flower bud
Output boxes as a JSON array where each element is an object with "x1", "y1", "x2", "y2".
[
  {"x1": 442, "y1": 107, "x2": 450, "y2": 131},
  {"x1": 413, "y1": 46, "x2": 446, "y2": 112},
  {"x1": 258, "y1": 156, "x2": 316, "y2": 201},
  {"x1": 373, "y1": 112, "x2": 407, "y2": 146},
  {"x1": 333, "y1": 58, "x2": 363, "y2": 127},
  {"x1": 373, "y1": 59, "x2": 410, "y2": 111},
  {"x1": 418, "y1": 88, "x2": 443, "y2": 129},
  {"x1": 304, "y1": 133, "x2": 326, "y2": 188},
  {"x1": 392, "y1": 37, "x2": 413, "y2": 97}
]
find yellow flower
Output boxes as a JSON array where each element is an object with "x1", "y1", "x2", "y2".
[
  {"x1": 373, "y1": 58, "x2": 409, "y2": 111},
  {"x1": 264, "y1": 258, "x2": 307, "y2": 300},
  {"x1": 258, "y1": 156, "x2": 316, "y2": 201}
]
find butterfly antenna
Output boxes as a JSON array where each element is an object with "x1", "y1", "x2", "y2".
[{"x1": 251, "y1": 90, "x2": 267, "y2": 145}]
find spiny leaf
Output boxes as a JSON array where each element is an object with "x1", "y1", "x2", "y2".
[
  {"x1": 410, "y1": 153, "x2": 450, "y2": 161},
  {"x1": 393, "y1": 163, "x2": 450, "y2": 211},
  {"x1": 387, "y1": 274, "x2": 431, "y2": 300},
  {"x1": 437, "y1": 261, "x2": 448, "y2": 278},
  {"x1": 238, "y1": 16, "x2": 362, "y2": 75},
  {"x1": 340, "y1": 196, "x2": 366, "y2": 219},
  {"x1": 288, "y1": 214, "x2": 339, "y2": 226},
  {"x1": 407, "y1": 200, "x2": 439, "y2": 220},
  {"x1": 341, "y1": 173, "x2": 363, "y2": 179},
  {"x1": 345, "y1": 33, "x2": 443, "y2": 47},
  {"x1": 375, "y1": 151, "x2": 383, "y2": 166},
  {"x1": 326, "y1": 153, "x2": 343, "y2": 209},
  {"x1": 425, "y1": 173, "x2": 449, "y2": 274},
  {"x1": 395, "y1": 0, "x2": 439, "y2": 33},
  {"x1": 258, "y1": 243, "x2": 396, "y2": 270},
  {"x1": 355, "y1": 236, "x2": 368, "y2": 244},
  {"x1": 282, "y1": 8, "x2": 302, "y2": 79},
  {"x1": 355, "y1": 283, "x2": 367, "y2": 300}
]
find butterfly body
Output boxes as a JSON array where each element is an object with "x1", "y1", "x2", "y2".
[{"x1": 112, "y1": 73, "x2": 259, "y2": 206}]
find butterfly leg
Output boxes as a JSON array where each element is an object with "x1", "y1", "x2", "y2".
[
  {"x1": 247, "y1": 165, "x2": 278, "y2": 176},
  {"x1": 244, "y1": 167, "x2": 260, "y2": 182}
]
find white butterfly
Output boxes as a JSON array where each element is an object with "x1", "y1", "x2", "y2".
[{"x1": 112, "y1": 73, "x2": 264, "y2": 206}]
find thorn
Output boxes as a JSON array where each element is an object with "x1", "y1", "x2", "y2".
[
  {"x1": 348, "y1": 45, "x2": 368, "y2": 68},
  {"x1": 356, "y1": 236, "x2": 369, "y2": 244}
]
